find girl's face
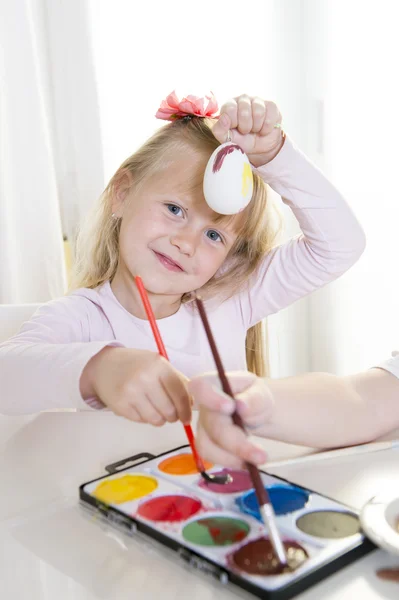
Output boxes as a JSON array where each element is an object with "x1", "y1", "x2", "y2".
[{"x1": 113, "y1": 153, "x2": 238, "y2": 302}]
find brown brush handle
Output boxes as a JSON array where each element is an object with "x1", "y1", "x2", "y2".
[
  {"x1": 195, "y1": 296, "x2": 271, "y2": 508},
  {"x1": 231, "y1": 412, "x2": 270, "y2": 506}
]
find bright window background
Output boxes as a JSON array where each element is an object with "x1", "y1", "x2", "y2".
[{"x1": 307, "y1": 0, "x2": 399, "y2": 374}]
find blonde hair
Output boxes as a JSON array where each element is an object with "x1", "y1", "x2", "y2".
[{"x1": 72, "y1": 117, "x2": 281, "y2": 376}]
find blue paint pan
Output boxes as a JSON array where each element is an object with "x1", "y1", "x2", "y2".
[{"x1": 236, "y1": 484, "x2": 309, "y2": 520}]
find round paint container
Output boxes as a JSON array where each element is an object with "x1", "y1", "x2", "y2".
[
  {"x1": 198, "y1": 469, "x2": 253, "y2": 494},
  {"x1": 137, "y1": 494, "x2": 202, "y2": 522},
  {"x1": 158, "y1": 453, "x2": 213, "y2": 476},
  {"x1": 361, "y1": 494, "x2": 399, "y2": 554},
  {"x1": 93, "y1": 474, "x2": 158, "y2": 504},
  {"x1": 182, "y1": 515, "x2": 250, "y2": 547},
  {"x1": 296, "y1": 510, "x2": 360, "y2": 539},
  {"x1": 236, "y1": 484, "x2": 309, "y2": 520},
  {"x1": 228, "y1": 537, "x2": 308, "y2": 575}
]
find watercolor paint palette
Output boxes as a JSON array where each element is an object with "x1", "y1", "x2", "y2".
[{"x1": 79, "y1": 445, "x2": 374, "y2": 600}]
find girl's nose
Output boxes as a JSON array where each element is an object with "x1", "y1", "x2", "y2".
[{"x1": 170, "y1": 229, "x2": 201, "y2": 257}]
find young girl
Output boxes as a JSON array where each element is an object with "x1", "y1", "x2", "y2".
[
  {"x1": 190, "y1": 358, "x2": 399, "y2": 468},
  {"x1": 0, "y1": 92, "x2": 365, "y2": 424}
]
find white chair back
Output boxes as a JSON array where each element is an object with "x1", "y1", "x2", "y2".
[{"x1": 0, "y1": 304, "x2": 41, "y2": 343}]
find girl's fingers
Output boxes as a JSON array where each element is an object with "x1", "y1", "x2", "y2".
[
  {"x1": 197, "y1": 426, "x2": 244, "y2": 469},
  {"x1": 236, "y1": 94, "x2": 253, "y2": 135},
  {"x1": 124, "y1": 406, "x2": 143, "y2": 423},
  {"x1": 112, "y1": 386, "x2": 165, "y2": 426},
  {"x1": 235, "y1": 391, "x2": 268, "y2": 419},
  {"x1": 260, "y1": 101, "x2": 282, "y2": 136},
  {"x1": 188, "y1": 378, "x2": 235, "y2": 414},
  {"x1": 134, "y1": 394, "x2": 167, "y2": 427},
  {"x1": 251, "y1": 97, "x2": 266, "y2": 133},
  {"x1": 199, "y1": 409, "x2": 267, "y2": 465},
  {"x1": 212, "y1": 96, "x2": 283, "y2": 149},
  {"x1": 234, "y1": 381, "x2": 274, "y2": 431},
  {"x1": 151, "y1": 380, "x2": 178, "y2": 422},
  {"x1": 212, "y1": 99, "x2": 237, "y2": 144},
  {"x1": 160, "y1": 368, "x2": 192, "y2": 424},
  {"x1": 219, "y1": 98, "x2": 239, "y2": 129}
]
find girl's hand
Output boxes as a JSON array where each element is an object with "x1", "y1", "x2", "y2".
[
  {"x1": 212, "y1": 95, "x2": 284, "y2": 167},
  {"x1": 188, "y1": 371, "x2": 273, "y2": 468},
  {"x1": 81, "y1": 347, "x2": 191, "y2": 426}
]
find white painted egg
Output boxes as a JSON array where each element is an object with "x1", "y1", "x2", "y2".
[{"x1": 203, "y1": 142, "x2": 254, "y2": 215}]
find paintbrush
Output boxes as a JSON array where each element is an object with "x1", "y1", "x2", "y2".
[
  {"x1": 195, "y1": 294, "x2": 288, "y2": 568},
  {"x1": 134, "y1": 276, "x2": 229, "y2": 486}
]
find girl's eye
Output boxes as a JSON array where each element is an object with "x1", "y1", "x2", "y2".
[
  {"x1": 206, "y1": 229, "x2": 223, "y2": 243},
  {"x1": 166, "y1": 204, "x2": 183, "y2": 217}
]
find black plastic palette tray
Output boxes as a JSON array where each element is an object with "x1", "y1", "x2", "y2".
[{"x1": 79, "y1": 445, "x2": 375, "y2": 600}]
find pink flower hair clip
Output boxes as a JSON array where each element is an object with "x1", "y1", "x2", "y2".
[
  {"x1": 155, "y1": 90, "x2": 219, "y2": 121},
  {"x1": 155, "y1": 90, "x2": 253, "y2": 216}
]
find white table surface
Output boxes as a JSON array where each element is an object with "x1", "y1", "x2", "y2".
[{"x1": 1, "y1": 412, "x2": 398, "y2": 600}]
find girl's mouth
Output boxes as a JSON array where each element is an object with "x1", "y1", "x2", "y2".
[{"x1": 153, "y1": 251, "x2": 184, "y2": 272}]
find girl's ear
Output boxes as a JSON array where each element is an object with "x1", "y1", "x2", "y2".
[{"x1": 111, "y1": 171, "x2": 133, "y2": 217}]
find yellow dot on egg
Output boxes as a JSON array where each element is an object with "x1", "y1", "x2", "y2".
[{"x1": 241, "y1": 162, "x2": 253, "y2": 197}]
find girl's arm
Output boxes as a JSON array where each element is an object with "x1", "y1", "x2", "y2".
[
  {"x1": 242, "y1": 136, "x2": 366, "y2": 326},
  {"x1": 262, "y1": 367, "x2": 399, "y2": 447},
  {"x1": 190, "y1": 364, "x2": 399, "y2": 468},
  {"x1": 0, "y1": 296, "x2": 122, "y2": 415}
]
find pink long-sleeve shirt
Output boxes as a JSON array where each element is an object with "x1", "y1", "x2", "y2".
[{"x1": 0, "y1": 137, "x2": 365, "y2": 414}]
